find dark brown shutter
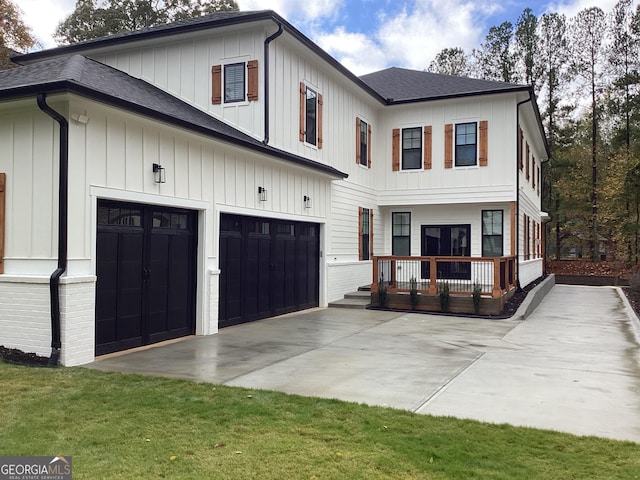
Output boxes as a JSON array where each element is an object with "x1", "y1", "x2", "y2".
[
  {"x1": 358, "y1": 207, "x2": 363, "y2": 260},
  {"x1": 423, "y1": 125, "x2": 432, "y2": 170},
  {"x1": 211, "y1": 65, "x2": 222, "y2": 105},
  {"x1": 247, "y1": 60, "x2": 258, "y2": 101},
  {"x1": 299, "y1": 82, "x2": 305, "y2": 142},
  {"x1": 537, "y1": 166, "x2": 540, "y2": 196},
  {"x1": 479, "y1": 120, "x2": 488, "y2": 166},
  {"x1": 392, "y1": 128, "x2": 400, "y2": 171},
  {"x1": 444, "y1": 123, "x2": 453, "y2": 168},
  {"x1": 367, "y1": 123, "x2": 372, "y2": 168},
  {"x1": 356, "y1": 117, "x2": 361, "y2": 165},
  {"x1": 317, "y1": 93, "x2": 323, "y2": 149}
]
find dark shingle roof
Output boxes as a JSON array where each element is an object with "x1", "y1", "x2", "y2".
[
  {"x1": 12, "y1": 10, "x2": 272, "y2": 63},
  {"x1": 360, "y1": 67, "x2": 528, "y2": 103},
  {"x1": 0, "y1": 54, "x2": 346, "y2": 178}
]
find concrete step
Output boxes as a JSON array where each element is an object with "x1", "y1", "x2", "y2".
[
  {"x1": 328, "y1": 297, "x2": 371, "y2": 309},
  {"x1": 344, "y1": 290, "x2": 371, "y2": 300},
  {"x1": 358, "y1": 284, "x2": 372, "y2": 292}
]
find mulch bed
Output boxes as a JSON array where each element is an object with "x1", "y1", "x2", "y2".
[{"x1": 0, "y1": 346, "x2": 53, "y2": 367}]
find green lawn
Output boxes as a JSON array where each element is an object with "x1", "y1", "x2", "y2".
[{"x1": 1, "y1": 361, "x2": 638, "y2": 479}]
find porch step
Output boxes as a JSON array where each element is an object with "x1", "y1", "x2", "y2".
[{"x1": 329, "y1": 289, "x2": 371, "y2": 309}]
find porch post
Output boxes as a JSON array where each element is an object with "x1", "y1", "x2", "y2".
[
  {"x1": 428, "y1": 257, "x2": 437, "y2": 295},
  {"x1": 372, "y1": 256, "x2": 379, "y2": 292},
  {"x1": 492, "y1": 257, "x2": 502, "y2": 298}
]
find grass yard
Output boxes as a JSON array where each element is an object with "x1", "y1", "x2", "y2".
[{"x1": 1, "y1": 362, "x2": 639, "y2": 479}]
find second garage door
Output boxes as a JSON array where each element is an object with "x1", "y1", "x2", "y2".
[{"x1": 219, "y1": 214, "x2": 319, "y2": 327}]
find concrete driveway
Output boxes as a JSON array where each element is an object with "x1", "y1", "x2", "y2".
[{"x1": 87, "y1": 283, "x2": 640, "y2": 443}]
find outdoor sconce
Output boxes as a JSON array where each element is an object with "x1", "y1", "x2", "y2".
[
  {"x1": 304, "y1": 195, "x2": 311, "y2": 209},
  {"x1": 153, "y1": 163, "x2": 166, "y2": 183},
  {"x1": 258, "y1": 186, "x2": 268, "y2": 201}
]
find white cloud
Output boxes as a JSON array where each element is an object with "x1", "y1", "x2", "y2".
[
  {"x1": 236, "y1": 0, "x2": 344, "y2": 22},
  {"x1": 19, "y1": 0, "x2": 76, "y2": 49},
  {"x1": 544, "y1": 0, "x2": 638, "y2": 18},
  {"x1": 315, "y1": 27, "x2": 388, "y2": 75},
  {"x1": 315, "y1": 1, "x2": 493, "y2": 75}
]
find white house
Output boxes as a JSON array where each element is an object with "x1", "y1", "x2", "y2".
[{"x1": 0, "y1": 10, "x2": 548, "y2": 365}]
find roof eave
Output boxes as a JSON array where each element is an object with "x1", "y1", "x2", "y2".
[{"x1": 385, "y1": 85, "x2": 531, "y2": 105}]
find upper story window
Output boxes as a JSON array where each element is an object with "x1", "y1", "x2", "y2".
[
  {"x1": 211, "y1": 60, "x2": 259, "y2": 105},
  {"x1": 356, "y1": 117, "x2": 371, "y2": 167},
  {"x1": 445, "y1": 121, "x2": 487, "y2": 168},
  {"x1": 360, "y1": 119, "x2": 368, "y2": 166},
  {"x1": 402, "y1": 127, "x2": 422, "y2": 170},
  {"x1": 392, "y1": 126, "x2": 431, "y2": 171},
  {"x1": 306, "y1": 87, "x2": 317, "y2": 145},
  {"x1": 455, "y1": 122, "x2": 477, "y2": 166},
  {"x1": 299, "y1": 82, "x2": 323, "y2": 148},
  {"x1": 224, "y1": 63, "x2": 245, "y2": 103}
]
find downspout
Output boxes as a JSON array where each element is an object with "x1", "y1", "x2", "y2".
[
  {"x1": 516, "y1": 94, "x2": 532, "y2": 290},
  {"x1": 37, "y1": 93, "x2": 68, "y2": 366},
  {"x1": 263, "y1": 22, "x2": 283, "y2": 145}
]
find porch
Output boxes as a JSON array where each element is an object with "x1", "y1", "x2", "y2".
[{"x1": 371, "y1": 255, "x2": 517, "y2": 315}]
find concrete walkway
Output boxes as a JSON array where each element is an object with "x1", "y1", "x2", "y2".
[{"x1": 87, "y1": 284, "x2": 640, "y2": 443}]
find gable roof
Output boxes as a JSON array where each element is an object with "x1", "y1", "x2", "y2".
[
  {"x1": 359, "y1": 67, "x2": 529, "y2": 104},
  {"x1": 0, "y1": 54, "x2": 346, "y2": 179}
]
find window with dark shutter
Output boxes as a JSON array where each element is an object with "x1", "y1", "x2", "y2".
[
  {"x1": 402, "y1": 127, "x2": 422, "y2": 170},
  {"x1": 455, "y1": 122, "x2": 477, "y2": 166}
]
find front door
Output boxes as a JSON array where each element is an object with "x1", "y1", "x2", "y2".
[
  {"x1": 421, "y1": 225, "x2": 471, "y2": 280},
  {"x1": 95, "y1": 200, "x2": 197, "y2": 355}
]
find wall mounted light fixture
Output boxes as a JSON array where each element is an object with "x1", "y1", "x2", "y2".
[
  {"x1": 153, "y1": 163, "x2": 166, "y2": 183},
  {"x1": 258, "y1": 186, "x2": 268, "y2": 201},
  {"x1": 303, "y1": 195, "x2": 311, "y2": 209}
]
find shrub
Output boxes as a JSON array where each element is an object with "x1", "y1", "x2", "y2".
[
  {"x1": 378, "y1": 277, "x2": 387, "y2": 307},
  {"x1": 472, "y1": 282, "x2": 482, "y2": 315},
  {"x1": 439, "y1": 281, "x2": 450, "y2": 313},
  {"x1": 409, "y1": 276, "x2": 418, "y2": 310}
]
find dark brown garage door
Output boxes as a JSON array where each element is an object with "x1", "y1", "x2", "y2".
[
  {"x1": 219, "y1": 214, "x2": 319, "y2": 328},
  {"x1": 95, "y1": 200, "x2": 197, "y2": 355}
]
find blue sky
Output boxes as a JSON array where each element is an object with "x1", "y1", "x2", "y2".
[{"x1": 19, "y1": 0, "x2": 631, "y2": 75}]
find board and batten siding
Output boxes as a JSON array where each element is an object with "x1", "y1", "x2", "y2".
[
  {"x1": 0, "y1": 100, "x2": 60, "y2": 270},
  {"x1": 92, "y1": 27, "x2": 266, "y2": 139},
  {"x1": 373, "y1": 94, "x2": 518, "y2": 205},
  {"x1": 266, "y1": 35, "x2": 379, "y2": 184}
]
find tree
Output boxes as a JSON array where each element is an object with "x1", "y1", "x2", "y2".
[
  {"x1": 475, "y1": 21, "x2": 517, "y2": 82},
  {"x1": 514, "y1": 8, "x2": 541, "y2": 89},
  {"x1": 0, "y1": 0, "x2": 38, "y2": 69},
  {"x1": 427, "y1": 47, "x2": 470, "y2": 76},
  {"x1": 55, "y1": 0, "x2": 239, "y2": 45},
  {"x1": 538, "y1": 12, "x2": 569, "y2": 258},
  {"x1": 569, "y1": 7, "x2": 607, "y2": 261},
  {"x1": 607, "y1": 0, "x2": 640, "y2": 153}
]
